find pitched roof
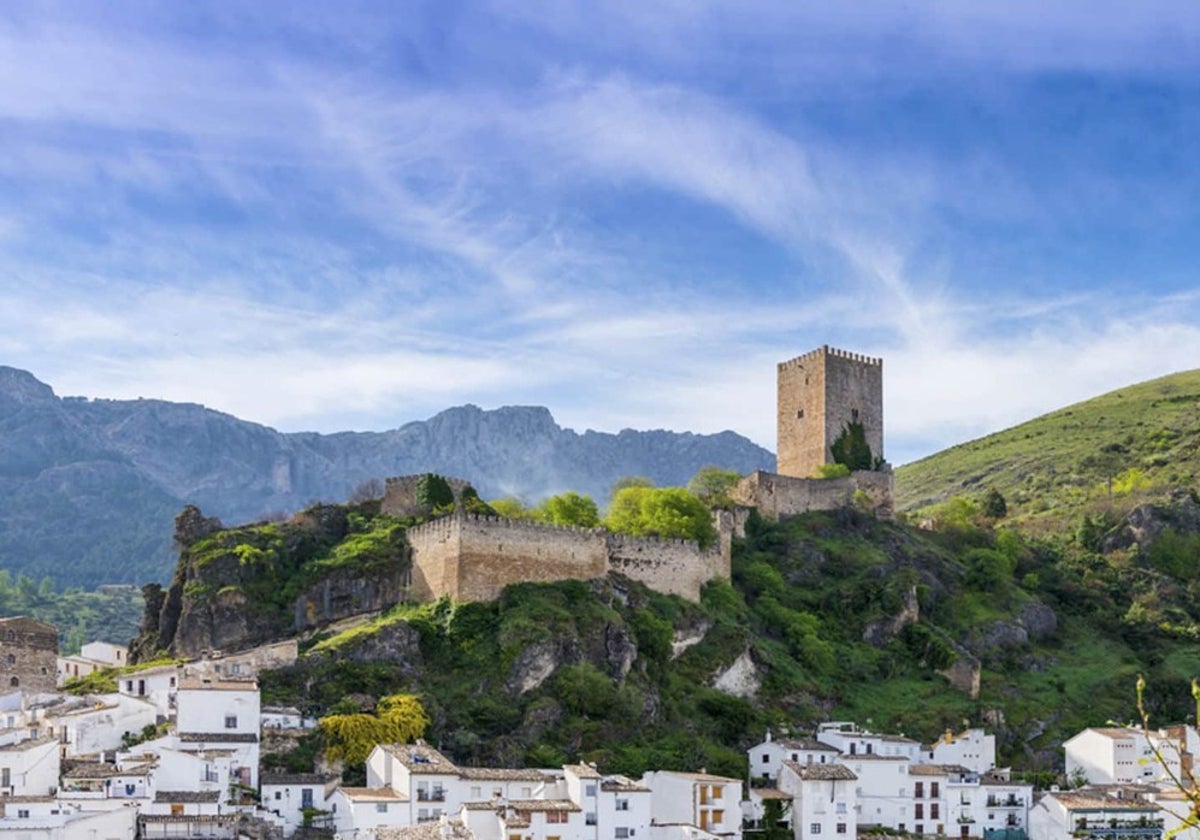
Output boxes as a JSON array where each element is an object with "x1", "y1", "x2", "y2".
[
  {"x1": 782, "y1": 761, "x2": 857, "y2": 781},
  {"x1": 601, "y1": 776, "x2": 649, "y2": 793},
  {"x1": 1050, "y1": 793, "x2": 1160, "y2": 812},
  {"x1": 261, "y1": 772, "x2": 336, "y2": 786},
  {"x1": 154, "y1": 790, "x2": 222, "y2": 803},
  {"x1": 341, "y1": 787, "x2": 408, "y2": 802},
  {"x1": 751, "y1": 788, "x2": 794, "y2": 801},
  {"x1": 178, "y1": 732, "x2": 258, "y2": 743},
  {"x1": 459, "y1": 767, "x2": 549, "y2": 782},
  {"x1": 380, "y1": 742, "x2": 460, "y2": 775},
  {"x1": 178, "y1": 677, "x2": 258, "y2": 691},
  {"x1": 564, "y1": 763, "x2": 602, "y2": 779},
  {"x1": 376, "y1": 819, "x2": 475, "y2": 840},
  {"x1": 775, "y1": 738, "x2": 840, "y2": 752},
  {"x1": 507, "y1": 799, "x2": 581, "y2": 812}
]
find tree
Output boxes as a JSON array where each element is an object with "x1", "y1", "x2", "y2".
[
  {"x1": 981, "y1": 488, "x2": 1008, "y2": 519},
  {"x1": 320, "y1": 693, "x2": 430, "y2": 766},
  {"x1": 604, "y1": 487, "x2": 715, "y2": 546},
  {"x1": 490, "y1": 497, "x2": 534, "y2": 520},
  {"x1": 830, "y1": 421, "x2": 874, "y2": 472},
  {"x1": 608, "y1": 476, "x2": 654, "y2": 502},
  {"x1": 686, "y1": 466, "x2": 742, "y2": 508},
  {"x1": 538, "y1": 492, "x2": 600, "y2": 527},
  {"x1": 415, "y1": 474, "x2": 455, "y2": 511}
]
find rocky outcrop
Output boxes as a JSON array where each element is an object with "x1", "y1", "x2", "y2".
[
  {"x1": 862, "y1": 585, "x2": 920, "y2": 645},
  {"x1": 1102, "y1": 493, "x2": 1200, "y2": 553},
  {"x1": 963, "y1": 598, "x2": 1058, "y2": 660},
  {"x1": 0, "y1": 366, "x2": 774, "y2": 588}
]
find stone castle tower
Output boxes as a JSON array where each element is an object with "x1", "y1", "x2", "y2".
[{"x1": 776, "y1": 345, "x2": 883, "y2": 478}]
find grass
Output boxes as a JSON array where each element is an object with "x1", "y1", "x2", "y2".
[{"x1": 896, "y1": 368, "x2": 1200, "y2": 532}]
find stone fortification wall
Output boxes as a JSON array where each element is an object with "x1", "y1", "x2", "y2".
[
  {"x1": 455, "y1": 516, "x2": 610, "y2": 602},
  {"x1": 776, "y1": 346, "x2": 883, "y2": 478},
  {"x1": 0, "y1": 616, "x2": 58, "y2": 694},
  {"x1": 404, "y1": 515, "x2": 464, "y2": 602},
  {"x1": 606, "y1": 533, "x2": 727, "y2": 601},
  {"x1": 406, "y1": 514, "x2": 730, "y2": 603},
  {"x1": 732, "y1": 469, "x2": 894, "y2": 521},
  {"x1": 381, "y1": 474, "x2": 473, "y2": 518}
]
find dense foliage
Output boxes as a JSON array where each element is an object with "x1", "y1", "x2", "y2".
[
  {"x1": 604, "y1": 486, "x2": 716, "y2": 545},
  {"x1": 0, "y1": 573, "x2": 142, "y2": 651},
  {"x1": 257, "y1": 495, "x2": 1200, "y2": 784}
]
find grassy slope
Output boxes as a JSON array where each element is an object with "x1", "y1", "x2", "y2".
[{"x1": 895, "y1": 368, "x2": 1200, "y2": 533}]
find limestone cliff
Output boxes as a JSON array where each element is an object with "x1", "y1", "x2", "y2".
[
  {"x1": 0, "y1": 366, "x2": 773, "y2": 588},
  {"x1": 130, "y1": 503, "x2": 411, "y2": 662}
]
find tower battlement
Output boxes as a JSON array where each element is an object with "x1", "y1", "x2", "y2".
[{"x1": 776, "y1": 345, "x2": 884, "y2": 479}]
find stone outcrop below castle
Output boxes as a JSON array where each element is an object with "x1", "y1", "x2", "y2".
[
  {"x1": 405, "y1": 512, "x2": 732, "y2": 603},
  {"x1": 731, "y1": 469, "x2": 894, "y2": 520}
]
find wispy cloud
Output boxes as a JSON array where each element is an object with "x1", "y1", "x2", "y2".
[{"x1": 0, "y1": 4, "x2": 1197, "y2": 464}]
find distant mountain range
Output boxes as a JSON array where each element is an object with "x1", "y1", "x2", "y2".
[{"x1": 0, "y1": 367, "x2": 774, "y2": 588}]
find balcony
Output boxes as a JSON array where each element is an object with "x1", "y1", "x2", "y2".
[
  {"x1": 987, "y1": 796, "x2": 1024, "y2": 808},
  {"x1": 1073, "y1": 818, "x2": 1164, "y2": 839},
  {"x1": 417, "y1": 790, "x2": 447, "y2": 802}
]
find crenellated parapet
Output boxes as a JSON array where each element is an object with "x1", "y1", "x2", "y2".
[{"x1": 404, "y1": 510, "x2": 733, "y2": 603}]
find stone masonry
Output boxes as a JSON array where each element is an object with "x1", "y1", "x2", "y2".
[
  {"x1": 404, "y1": 513, "x2": 733, "y2": 603},
  {"x1": 777, "y1": 345, "x2": 883, "y2": 478},
  {"x1": 0, "y1": 616, "x2": 58, "y2": 694}
]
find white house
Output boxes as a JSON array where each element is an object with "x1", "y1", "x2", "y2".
[
  {"x1": 750, "y1": 732, "x2": 842, "y2": 782},
  {"x1": 260, "y1": 772, "x2": 340, "y2": 835},
  {"x1": 1064, "y1": 727, "x2": 1180, "y2": 786},
  {"x1": 0, "y1": 799, "x2": 137, "y2": 838},
  {"x1": 78, "y1": 642, "x2": 127, "y2": 667},
  {"x1": 261, "y1": 705, "x2": 312, "y2": 730},
  {"x1": 330, "y1": 786, "x2": 410, "y2": 837},
  {"x1": 59, "y1": 760, "x2": 152, "y2": 806},
  {"x1": 42, "y1": 693, "x2": 157, "y2": 757},
  {"x1": 922, "y1": 729, "x2": 996, "y2": 775},
  {"x1": 1028, "y1": 790, "x2": 1163, "y2": 840},
  {"x1": 0, "y1": 737, "x2": 58, "y2": 797},
  {"x1": 175, "y1": 678, "x2": 260, "y2": 791},
  {"x1": 777, "y1": 761, "x2": 857, "y2": 840},
  {"x1": 641, "y1": 770, "x2": 742, "y2": 840},
  {"x1": 817, "y1": 723, "x2": 921, "y2": 761},
  {"x1": 979, "y1": 770, "x2": 1032, "y2": 839},
  {"x1": 838, "y1": 755, "x2": 910, "y2": 831},
  {"x1": 367, "y1": 742, "x2": 463, "y2": 825},
  {"x1": 116, "y1": 664, "x2": 179, "y2": 719}
]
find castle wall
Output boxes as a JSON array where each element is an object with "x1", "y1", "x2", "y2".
[
  {"x1": 455, "y1": 516, "x2": 610, "y2": 602},
  {"x1": 404, "y1": 515, "x2": 464, "y2": 601},
  {"x1": 777, "y1": 346, "x2": 883, "y2": 477},
  {"x1": 0, "y1": 617, "x2": 58, "y2": 694},
  {"x1": 406, "y1": 514, "x2": 731, "y2": 603},
  {"x1": 606, "y1": 534, "x2": 727, "y2": 601},
  {"x1": 732, "y1": 469, "x2": 894, "y2": 521}
]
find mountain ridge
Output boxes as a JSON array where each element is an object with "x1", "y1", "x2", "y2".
[{"x1": 0, "y1": 367, "x2": 774, "y2": 587}]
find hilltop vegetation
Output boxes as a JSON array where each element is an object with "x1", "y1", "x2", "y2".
[
  {"x1": 253, "y1": 498, "x2": 1200, "y2": 782},
  {"x1": 0, "y1": 574, "x2": 142, "y2": 652},
  {"x1": 896, "y1": 368, "x2": 1200, "y2": 534}
]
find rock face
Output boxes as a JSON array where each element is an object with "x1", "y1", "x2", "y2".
[
  {"x1": 1102, "y1": 493, "x2": 1200, "y2": 553},
  {"x1": 0, "y1": 366, "x2": 774, "y2": 588}
]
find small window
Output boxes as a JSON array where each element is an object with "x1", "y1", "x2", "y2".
[
  {"x1": 471, "y1": 786, "x2": 482, "y2": 798},
  {"x1": 274, "y1": 791, "x2": 282, "y2": 801},
  {"x1": 8, "y1": 677, "x2": 16, "y2": 688},
  {"x1": 5, "y1": 654, "x2": 13, "y2": 665},
  {"x1": 851, "y1": 409, "x2": 860, "y2": 422},
  {"x1": 376, "y1": 803, "x2": 389, "y2": 813},
  {"x1": 17, "y1": 809, "x2": 29, "y2": 819},
  {"x1": 547, "y1": 811, "x2": 568, "y2": 824},
  {"x1": 811, "y1": 825, "x2": 821, "y2": 835},
  {"x1": 916, "y1": 826, "x2": 924, "y2": 836},
  {"x1": 585, "y1": 784, "x2": 597, "y2": 796},
  {"x1": 225, "y1": 715, "x2": 237, "y2": 729},
  {"x1": 617, "y1": 830, "x2": 630, "y2": 839},
  {"x1": 837, "y1": 825, "x2": 847, "y2": 835},
  {"x1": 796, "y1": 410, "x2": 804, "y2": 419},
  {"x1": 761, "y1": 755, "x2": 769, "y2": 764}
]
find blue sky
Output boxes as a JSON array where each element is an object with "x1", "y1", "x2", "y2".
[{"x1": 2, "y1": 2, "x2": 1199, "y2": 465}]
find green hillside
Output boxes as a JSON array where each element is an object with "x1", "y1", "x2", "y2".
[
  {"x1": 249, "y1": 502, "x2": 1200, "y2": 783},
  {"x1": 896, "y1": 368, "x2": 1200, "y2": 532}
]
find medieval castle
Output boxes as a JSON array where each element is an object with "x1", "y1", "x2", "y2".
[{"x1": 380, "y1": 345, "x2": 893, "y2": 604}]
